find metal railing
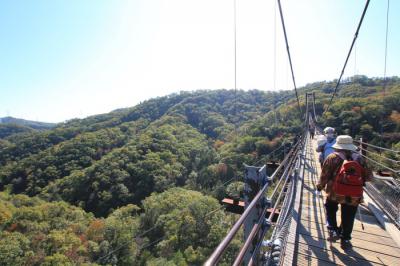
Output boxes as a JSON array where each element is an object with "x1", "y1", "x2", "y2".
[
  {"x1": 263, "y1": 148, "x2": 301, "y2": 266},
  {"x1": 248, "y1": 150, "x2": 300, "y2": 266},
  {"x1": 365, "y1": 176, "x2": 400, "y2": 228},
  {"x1": 204, "y1": 138, "x2": 303, "y2": 266}
]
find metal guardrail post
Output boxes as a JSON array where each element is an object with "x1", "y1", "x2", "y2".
[{"x1": 243, "y1": 165, "x2": 268, "y2": 264}]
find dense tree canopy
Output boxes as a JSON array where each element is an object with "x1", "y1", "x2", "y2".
[{"x1": 0, "y1": 76, "x2": 399, "y2": 264}]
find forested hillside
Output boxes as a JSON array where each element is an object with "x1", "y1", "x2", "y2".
[
  {"x1": 0, "y1": 76, "x2": 399, "y2": 265},
  {"x1": 0, "y1": 117, "x2": 56, "y2": 139}
]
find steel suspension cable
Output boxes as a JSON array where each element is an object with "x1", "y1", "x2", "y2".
[
  {"x1": 383, "y1": 0, "x2": 390, "y2": 96},
  {"x1": 354, "y1": 42, "x2": 357, "y2": 76},
  {"x1": 312, "y1": 92, "x2": 317, "y2": 122},
  {"x1": 233, "y1": 0, "x2": 238, "y2": 129},
  {"x1": 323, "y1": 0, "x2": 371, "y2": 116},
  {"x1": 379, "y1": 0, "x2": 390, "y2": 147},
  {"x1": 273, "y1": 0, "x2": 277, "y2": 91},
  {"x1": 277, "y1": 0, "x2": 301, "y2": 114}
]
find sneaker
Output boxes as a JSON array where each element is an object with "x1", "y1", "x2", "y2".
[
  {"x1": 328, "y1": 229, "x2": 340, "y2": 241},
  {"x1": 340, "y1": 239, "x2": 352, "y2": 250}
]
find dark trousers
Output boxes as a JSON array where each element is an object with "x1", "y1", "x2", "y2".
[{"x1": 325, "y1": 199, "x2": 358, "y2": 240}]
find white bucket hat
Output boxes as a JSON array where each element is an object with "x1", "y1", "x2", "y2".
[
  {"x1": 332, "y1": 135, "x2": 357, "y2": 151},
  {"x1": 323, "y1": 127, "x2": 335, "y2": 134}
]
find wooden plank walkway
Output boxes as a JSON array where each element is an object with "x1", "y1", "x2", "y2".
[{"x1": 285, "y1": 135, "x2": 400, "y2": 265}]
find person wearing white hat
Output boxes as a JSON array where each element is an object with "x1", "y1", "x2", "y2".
[
  {"x1": 316, "y1": 127, "x2": 336, "y2": 166},
  {"x1": 317, "y1": 135, "x2": 373, "y2": 250}
]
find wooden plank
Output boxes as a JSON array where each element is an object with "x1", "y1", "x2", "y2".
[
  {"x1": 291, "y1": 240, "x2": 400, "y2": 266},
  {"x1": 295, "y1": 235, "x2": 400, "y2": 265},
  {"x1": 300, "y1": 216, "x2": 388, "y2": 236},
  {"x1": 299, "y1": 230, "x2": 400, "y2": 256},
  {"x1": 291, "y1": 139, "x2": 400, "y2": 266},
  {"x1": 301, "y1": 212, "x2": 384, "y2": 231},
  {"x1": 287, "y1": 241, "x2": 385, "y2": 266},
  {"x1": 285, "y1": 243, "x2": 342, "y2": 266},
  {"x1": 294, "y1": 250, "x2": 382, "y2": 266},
  {"x1": 282, "y1": 143, "x2": 306, "y2": 266},
  {"x1": 288, "y1": 240, "x2": 382, "y2": 266},
  {"x1": 298, "y1": 221, "x2": 397, "y2": 246},
  {"x1": 299, "y1": 210, "x2": 383, "y2": 231}
]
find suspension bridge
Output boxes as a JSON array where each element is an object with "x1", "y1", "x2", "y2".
[
  {"x1": 205, "y1": 92, "x2": 400, "y2": 265},
  {"x1": 205, "y1": 0, "x2": 400, "y2": 264},
  {"x1": 95, "y1": 1, "x2": 399, "y2": 264}
]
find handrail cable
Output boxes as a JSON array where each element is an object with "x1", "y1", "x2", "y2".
[
  {"x1": 359, "y1": 146, "x2": 400, "y2": 164},
  {"x1": 232, "y1": 141, "x2": 301, "y2": 266},
  {"x1": 257, "y1": 139, "x2": 303, "y2": 266},
  {"x1": 354, "y1": 139, "x2": 400, "y2": 153},
  {"x1": 322, "y1": 0, "x2": 370, "y2": 116},
  {"x1": 358, "y1": 153, "x2": 400, "y2": 173},
  {"x1": 204, "y1": 140, "x2": 301, "y2": 265},
  {"x1": 277, "y1": 0, "x2": 301, "y2": 114},
  {"x1": 267, "y1": 156, "x2": 297, "y2": 223}
]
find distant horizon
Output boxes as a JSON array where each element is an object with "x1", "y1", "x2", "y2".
[{"x1": 2, "y1": 74, "x2": 397, "y2": 124}]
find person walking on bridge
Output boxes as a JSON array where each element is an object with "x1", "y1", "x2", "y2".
[
  {"x1": 316, "y1": 127, "x2": 336, "y2": 167},
  {"x1": 317, "y1": 135, "x2": 373, "y2": 249}
]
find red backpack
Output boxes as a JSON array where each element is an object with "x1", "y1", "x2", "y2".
[{"x1": 333, "y1": 156, "x2": 364, "y2": 198}]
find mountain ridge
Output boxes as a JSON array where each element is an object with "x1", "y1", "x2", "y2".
[
  {"x1": 0, "y1": 116, "x2": 56, "y2": 129},
  {"x1": 0, "y1": 75, "x2": 399, "y2": 265}
]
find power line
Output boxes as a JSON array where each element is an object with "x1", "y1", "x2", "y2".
[
  {"x1": 323, "y1": 0, "x2": 370, "y2": 116},
  {"x1": 276, "y1": 0, "x2": 301, "y2": 114}
]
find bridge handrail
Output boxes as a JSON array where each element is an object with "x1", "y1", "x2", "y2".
[
  {"x1": 359, "y1": 146, "x2": 400, "y2": 164},
  {"x1": 365, "y1": 177, "x2": 400, "y2": 228},
  {"x1": 354, "y1": 139, "x2": 400, "y2": 154},
  {"x1": 204, "y1": 138, "x2": 302, "y2": 266},
  {"x1": 241, "y1": 146, "x2": 299, "y2": 265},
  {"x1": 249, "y1": 149, "x2": 301, "y2": 266},
  {"x1": 358, "y1": 153, "x2": 400, "y2": 173}
]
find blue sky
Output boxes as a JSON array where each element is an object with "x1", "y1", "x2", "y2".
[{"x1": 0, "y1": 0, "x2": 399, "y2": 123}]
